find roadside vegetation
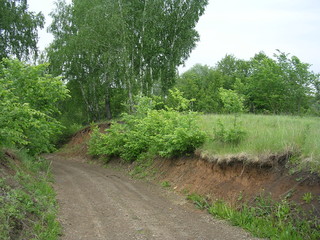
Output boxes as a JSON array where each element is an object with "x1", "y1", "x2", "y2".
[
  {"x1": 0, "y1": 149, "x2": 60, "y2": 240},
  {"x1": 187, "y1": 193, "x2": 319, "y2": 240},
  {"x1": 0, "y1": 59, "x2": 65, "y2": 239},
  {"x1": 88, "y1": 90, "x2": 206, "y2": 162}
]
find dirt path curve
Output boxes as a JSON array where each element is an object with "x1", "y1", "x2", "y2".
[{"x1": 47, "y1": 154, "x2": 260, "y2": 240}]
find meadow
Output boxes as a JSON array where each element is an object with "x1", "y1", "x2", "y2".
[{"x1": 198, "y1": 114, "x2": 320, "y2": 171}]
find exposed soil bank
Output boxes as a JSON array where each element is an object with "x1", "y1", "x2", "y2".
[{"x1": 153, "y1": 156, "x2": 320, "y2": 215}]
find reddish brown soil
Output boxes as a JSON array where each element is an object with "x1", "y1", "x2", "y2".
[
  {"x1": 153, "y1": 157, "x2": 320, "y2": 212},
  {"x1": 59, "y1": 123, "x2": 111, "y2": 159}
]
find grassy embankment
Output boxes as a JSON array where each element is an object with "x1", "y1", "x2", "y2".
[
  {"x1": 188, "y1": 114, "x2": 320, "y2": 239},
  {"x1": 0, "y1": 149, "x2": 60, "y2": 240},
  {"x1": 198, "y1": 114, "x2": 320, "y2": 172}
]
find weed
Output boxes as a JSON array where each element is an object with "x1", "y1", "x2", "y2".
[
  {"x1": 88, "y1": 95, "x2": 206, "y2": 162},
  {"x1": 181, "y1": 188, "x2": 190, "y2": 195},
  {"x1": 214, "y1": 118, "x2": 246, "y2": 145},
  {"x1": 237, "y1": 191, "x2": 244, "y2": 201},
  {"x1": 302, "y1": 192, "x2": 313, "y2": 204},
  {"x1": 186, "y1": 194, "x2": 209, "y2": 210},
  {"x1": 129, "y1": 153, "x2": 155, "y2": 179},
  {"x1": 161, "y1": 181, "x2": 171, "y2": 188}
]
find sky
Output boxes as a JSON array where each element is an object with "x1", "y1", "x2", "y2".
[{"x1": 28, "y1": 0, "x2": 320, "y2": 73}]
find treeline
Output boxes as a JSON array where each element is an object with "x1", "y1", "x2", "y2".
[
  {"x1": 177, "y1": 51, "x2": 320, "y2": 115},
  {"x1": 45, "y1": 0, "x2": 319, "y2": 124}
]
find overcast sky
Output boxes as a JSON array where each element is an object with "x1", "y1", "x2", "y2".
[{"x1": 28, "y1": 0, "x2": 320, "y2": 73}]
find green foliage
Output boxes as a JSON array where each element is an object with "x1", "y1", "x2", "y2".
[
  {"x1": 0, "y1": 59, "x2": 69, "y2": 154},
  {"x1": 0, "y1": 150, "x2": 60, "y2": 240},
  {"x1": 213, "y1": 119, "x2": 246, "y2": 145},
  {"x1": 88, "y1": 95, "x2": 206, "y2": 162},
  {"x1": 129, "y1": 153, "x2": 155, "y2": 179},
  {"x1": 302, "y1": 192, "x2": 313, "y2": 204},
  {"x1": 165, "y1": 88, "x2": 195, "y2": 112},
  {"x1": 88, "y1": 124, "x2": 126, "y2": 158},
  {"x1": 199, "y1": 114, "x2": 320, "y2": 172},
  {"x1": 213, "y1": 87, "x2": 247, "y2": 145},
  {"x1": 47, "y1": 0, "x2": 208, "y2": 122},
  {"x1": 186, "y1": 193, "x2": 209, "y2": 210},
  {"x1": 176, "y1": 51, "x2": 318, "y2": 115},
  {"x1": 187, "y1": 193, "x2": 320, "y2": 240},
  {"x1": 0, "y1": 0, "x2": 44, "y2": 60},
  {"x1": 176, "y1": 64, "x2": 223, "y2": 113},
  {"x1": 219, "y1": 88, "x2": 245, "y2": 114},
  {"x1": 161, "y1": 181, "x2": 171, "y2": 188}
]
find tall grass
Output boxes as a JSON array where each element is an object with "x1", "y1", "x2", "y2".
[{"x1": 198, "y1": 114, "x2": 320, "y2": 168}]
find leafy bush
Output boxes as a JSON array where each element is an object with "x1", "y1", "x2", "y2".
[
  {"x1": 0, "y1": 59, "x2": 69, "y2": 154},
  {"x1": 88, "y1": 95, "x2": 206, "y2": 161}
]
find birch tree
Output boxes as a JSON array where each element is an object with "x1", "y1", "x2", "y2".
[
  {"x1": 47, "y1": 0, "x2": 208, "y2": 121},
  {"x1": 0, "y1": 0, "x2": 44, "y2": 60}
]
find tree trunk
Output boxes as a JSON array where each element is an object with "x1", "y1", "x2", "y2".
[{"x1": 105, "y1": 94, "x2": 112, "y2": 120}]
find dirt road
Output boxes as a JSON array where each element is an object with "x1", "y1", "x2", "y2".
[{"x1": 48, "y1": 154, "x2": 260, "y2": 240}]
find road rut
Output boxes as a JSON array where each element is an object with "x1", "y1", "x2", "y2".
[{"x1": 48, "y1": 154, "x2": 260, "y2": 240}]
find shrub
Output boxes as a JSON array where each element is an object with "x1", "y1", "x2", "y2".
[
  {"x1": 88, "y1": 95, "x2": 206, "y2": 161},
  {"x1": 0, "y1": 59, "x2": 69, "y2": 154},
  {"x1": 214, "y1": 118, "x2": 246, "y2": 145}
]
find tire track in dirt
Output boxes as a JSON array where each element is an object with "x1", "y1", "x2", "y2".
[{"x1": 49, "y1": 154, "x2": 262, "y2": 240}]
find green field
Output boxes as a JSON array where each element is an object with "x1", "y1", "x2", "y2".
[{"x1": 198, "y1": 114, "x2": 320, "y2": 171}]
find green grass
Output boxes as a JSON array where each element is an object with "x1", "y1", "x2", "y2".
[
  {"x1": 187, "y1": 193, "x2": 320, "y2": 240},
  {"x1": 0, "y1": 149, "x2": 61, "y2": 240},
  {"x1": 198, "y1": 114, "x2": 320, "y2": 170},
  {"x1": 161, "y1": 181, "x2": 171, "y2": 188}
]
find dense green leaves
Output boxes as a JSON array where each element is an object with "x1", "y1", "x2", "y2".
[
  {"x1": 0, "y1": 59, "x2": 69, "y2": 154},
  {"x1": 177, "y1": 64, "x2": 223, "y2": 113},
  {"x1": 176, "y1": 51, "x2": 319, "y2": 115},
  {"x1": 0, "y1": 0, "x2": 44, "y2": 60},
  {"x1": 88, "y1": 95, "x2": 206, "y2": 162},
  {"x1": 47, "y1": 0, "x2": 208, "y2": 122}
]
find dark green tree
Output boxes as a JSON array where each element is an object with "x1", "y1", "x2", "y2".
[
  {"x1": 0, "y1": 0, "x2": 44, "y2": 60},
  {"x1": 176, "y1": 64, "x2": 223, "y2": 112},
  {"x1": 215, "y1": 54, "x2": 250, "y2": 90},
  {"x1": 246, "y1": 52, "x2": 287, "y2": 113},
  {"x1": 274, "y1": 50, "x2": 315, "y2": 114}
]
